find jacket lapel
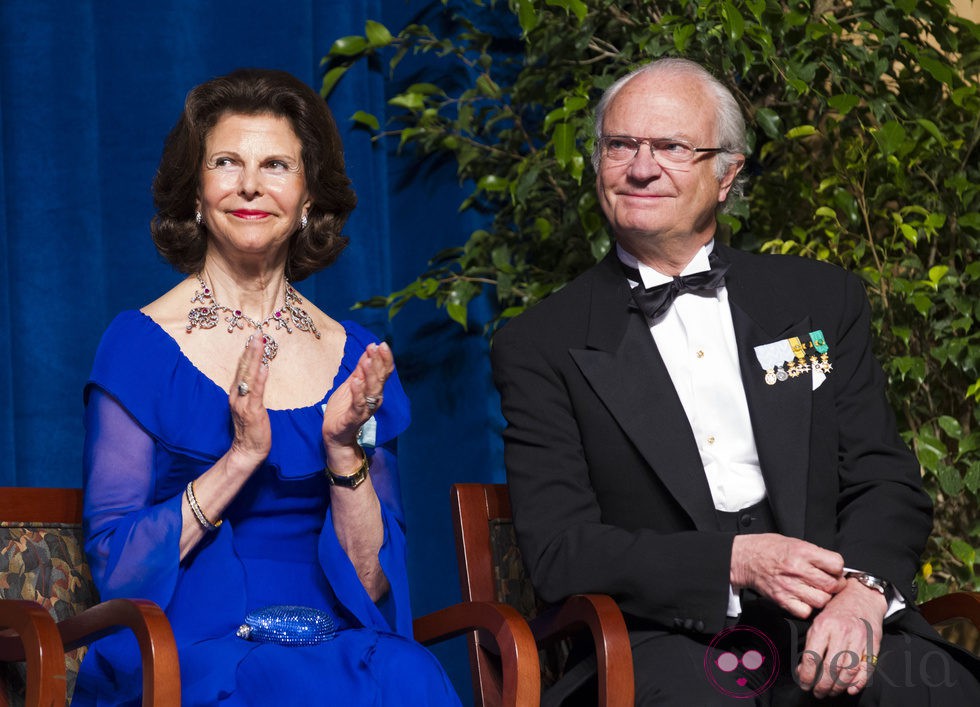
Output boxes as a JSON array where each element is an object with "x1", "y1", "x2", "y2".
[
  {"x1": 569, "y1": 255, "x2": 720, "y2": 531},
  {"x1": 722, "y1": 245, "x2": 811, "y2": 538}
]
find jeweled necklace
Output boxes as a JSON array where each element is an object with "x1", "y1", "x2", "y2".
[{"x1": 186, "y1": 274, "x2": 321, "y2": 365}]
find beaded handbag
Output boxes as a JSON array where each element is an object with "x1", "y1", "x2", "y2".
[{"x1": 236, "y1": 605, "x2": 337, "y2": 646}]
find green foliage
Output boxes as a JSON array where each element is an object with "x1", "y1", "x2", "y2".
[{"x1": 323, "y1": 0, "x2": 980, "y2": 595}]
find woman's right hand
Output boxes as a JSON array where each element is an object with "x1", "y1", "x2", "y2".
[{"x1": 229, "y1": 336, "x2": 271, "y2": 468}]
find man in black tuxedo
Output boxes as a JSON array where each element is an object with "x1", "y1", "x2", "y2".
[{"x1": 491, "y1": 57, "x2": 980, "y2": 705}]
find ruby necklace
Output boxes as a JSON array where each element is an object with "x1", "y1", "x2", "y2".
[{"x1": 186, "y1": 274, "x2": 321, "y2": 365}]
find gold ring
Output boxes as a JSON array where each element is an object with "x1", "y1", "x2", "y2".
[{"x1": 861, "y1": 654, "x2": 878, "y2": 667}]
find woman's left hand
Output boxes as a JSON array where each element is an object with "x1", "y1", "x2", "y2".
[{"x1": 322, "y1": 342, "x2": 394, "y2": 453}]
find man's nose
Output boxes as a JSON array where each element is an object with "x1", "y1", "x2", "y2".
[{"x1": 626, "y1": 144, "x2": 664, "y2": 180}]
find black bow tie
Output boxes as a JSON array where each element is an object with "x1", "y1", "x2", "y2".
[{"x1": 622, "y1": 250, "x2": 730, "y2": 321}]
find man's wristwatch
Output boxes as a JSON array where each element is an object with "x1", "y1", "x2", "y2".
[{"x1": 845, "y1": 571, "x2": 890, "y2": 595}]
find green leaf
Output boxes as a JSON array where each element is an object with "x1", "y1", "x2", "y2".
[
  {"x1": 827, "y1": 94, "x2": 861, "y2": 115},
  {"x1": 515, "y1": 0, "x2": 539, "y2": 35},
  {"x1": 915, "y1": 118, "x2": 945, "y2": 145},
  {"x1": 552, "y1": 123, "x2": 577, "y2": 168},
  {"x1": 966, "y1": 380, "x2": 980, "y2": 402},
  {"x1": 350, "y1": 110, "x2": 379, "y2": 131},
  {"x1": 917, "y1": 52, "x2": 953, "y2": 86},
  {"x1": 927, "y1": 265, "x2": 949, "y2": 286},
  {"x1": 950, "y1": 539, "x2": 976, "y2": 568},
  {"x1": 874, "y1": 121, "x2": 907, "y2": 155},
  {"x1": 899, "y1": 223, "x2": 918, "y2": 245},
  {"x1": 936, "y1": 464, "x2": 964, "y2": 496},
  {"x1": 447, "y1": 300, "x2": 468, "y2": 328},
  {"x1": 910, "y1": 293, "x2": 932, "y2": 316},
  {"x1": 959, "y1": 212, "x2": 980, "y2": 230},
  {"x1": 364, "y1": 20, "x2": 393, "y2": 48},
  {"x1": 476, "y1": 74, "x2": 501, "y2": 99},
  {"x1": 722, "y1": 2, "x2": 745, "y2": 41},
  {"x1": 546, "y1": 0, "x2": 587, "y2": 21},
  {"x1": 916, "y1": 431, "x2": 947, "y2": 469},
  {"x1": 320, "y1": 66, "x2": 348, "y2": 96},
  {"x1": 673, "y1": 23, "x2": 696, "y2": 53},
  {"x1": 330, "y1": 35, "x2": 369, "y2": 57},
  {"x1": 786, "y1": 125, "x2": 817, "y2": 139},
  {"x1": 406, "y1": 83, "x2": 443, "y2": 96},
  {"x1": 755, "y1": 108, "x2": 782, "y2": 139},
  {"x1": 388, "y1": 93, "x2": 425, "y2": 110},
  {"x1": 958, "y1": 433, "x2": 980, "y2": 457},
  {"x1": 477, "y1": 175, "x2": 509, "y2": 192},
  {"x1": 937, "y1": 416, "x2": 962, "y2": 439},
  {"x1": 965, "y1": 462, "x2": 980, "y2": 494}
]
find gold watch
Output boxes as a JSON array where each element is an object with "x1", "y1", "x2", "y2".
[{"x1": 325, "y1": 448, "x2": 369, "y2": 489}]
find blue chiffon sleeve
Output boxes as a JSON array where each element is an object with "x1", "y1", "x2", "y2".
[{"x1": 82, "y1": 387, "x2": 184, "y2": 607}]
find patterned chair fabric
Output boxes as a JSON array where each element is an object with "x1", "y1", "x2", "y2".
[
  {"x1": 0, "y1": 521, "x2": 98, "y2": 705},
  {"x1": 489, "y1": 518, "x2": 571, "y2": 689}
]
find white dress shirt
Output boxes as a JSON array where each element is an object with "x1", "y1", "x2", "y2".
[{"x1": 618, "y1": 243, "x2": 767, "y2": 512}]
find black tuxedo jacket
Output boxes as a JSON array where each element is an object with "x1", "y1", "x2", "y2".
[{"x1": 491, "y1": 243, "x2": 932, "y2": 636}]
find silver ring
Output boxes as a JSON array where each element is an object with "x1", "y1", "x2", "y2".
[
  {"x1": 237, "y1": 380, "x2": 250, "y2": 396},
  {"x1": 364, "y1": 395, "x2": 379, "y2": 412}
]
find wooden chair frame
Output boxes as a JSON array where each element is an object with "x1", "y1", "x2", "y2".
[
  {"x1": 452, "y1": 483, "x2": 634, "y2": 706},
  {"x1": 0, "y1": 487, "x2": 182, "y2": 706}
]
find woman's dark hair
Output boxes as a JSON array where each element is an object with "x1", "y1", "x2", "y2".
[{"x1": 151, "y1": 68, "x2": 357, "y2": 280}]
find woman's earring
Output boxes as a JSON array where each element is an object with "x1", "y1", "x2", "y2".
[
  {"x1": 300, "y1": 214, "x2": 308, "y2": 230},
  {"x1": 195, "y1": 211, "x2": 203, "y2": 225}
]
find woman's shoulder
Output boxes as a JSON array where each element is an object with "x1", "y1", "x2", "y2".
[
  {"x1": 95, "y1": 309, "x2": 173, "y2": 356},
  {"x1": 89, "y1": 307, "x2": 219, "y2": 405},
  {"x1": 339, "y1": 319, "x2": 383, "y2": 350}
]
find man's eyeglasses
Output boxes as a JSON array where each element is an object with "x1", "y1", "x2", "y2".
[{"x1": 598, "y1": 135, "x2": 726, "y2": 171}]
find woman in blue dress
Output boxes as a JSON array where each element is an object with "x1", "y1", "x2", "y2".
[{"x1": 74, "y1": 68, "x2": 461, "y2": 706}]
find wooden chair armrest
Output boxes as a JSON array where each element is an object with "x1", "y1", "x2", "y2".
[
  {"x1": 55, "y1": 599, "x2": 180, "y2": 707},
  {"x1": 0, "y1": 599, "x2": 178, "y2": 707},
  {"x1": 529, "y1": 594, "x2": 634, "y2": 707},
  {"x1": 0, "y1": 599, "x2": 68, "y2": 706},
  {"x1": 919, "y1": 591, "x2": 980, "y2": 629},
  {"x1": 414, "y1": 600, "x2": 541, "y2": 707}
]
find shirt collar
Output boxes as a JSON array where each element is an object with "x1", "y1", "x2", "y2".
[{"x1": 616, "y1": 240, "x2": 716, "y2": 289}]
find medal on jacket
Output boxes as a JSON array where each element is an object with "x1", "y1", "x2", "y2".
[
  {"x1": 786, "y1": 336, "x2": 810, "y2": 378},
  {"x1": 809, "y1": 330, "x2": 832, "y2": 373},
  {"x1": 754, "y1": 340, "x2": 793, "y2": 385}
]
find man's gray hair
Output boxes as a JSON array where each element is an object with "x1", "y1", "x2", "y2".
[{"x1": 591, "y1": 58, "x2": 748, "y2": 199}]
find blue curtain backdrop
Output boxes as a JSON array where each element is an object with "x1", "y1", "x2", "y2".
[{"x1": 0, "y1": 0, "x2": 504, "y2": 698}]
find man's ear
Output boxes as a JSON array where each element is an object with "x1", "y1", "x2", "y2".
[{"x1": 718, "y1": 154, "x2": 745, "y2": 202}]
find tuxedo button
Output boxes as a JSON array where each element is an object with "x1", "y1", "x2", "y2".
[
  {"x1": 673, "y1": 618, "x2": 683, "y2": 628},
  {"x1": 695, "y1": 620, "x2": 705, "y2": 632},
  {"x1": 696, "y1": 350, "x2": 704, "y2": 359},
  {"x1": 739, "y1": 512, "x2": 753, "y2": 528}
]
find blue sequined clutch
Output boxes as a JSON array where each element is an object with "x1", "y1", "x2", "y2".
[{"x1": 236, "y1": 605, "x2": 337, "y2": 646}]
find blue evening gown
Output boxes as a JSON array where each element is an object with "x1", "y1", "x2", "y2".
[{"x1": 73, "y1": 311, "x2": 461, "y2": 706}]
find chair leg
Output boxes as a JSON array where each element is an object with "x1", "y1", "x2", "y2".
[{"x1": 0, "y1": 600, "x2": 68, "y2": 707}]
